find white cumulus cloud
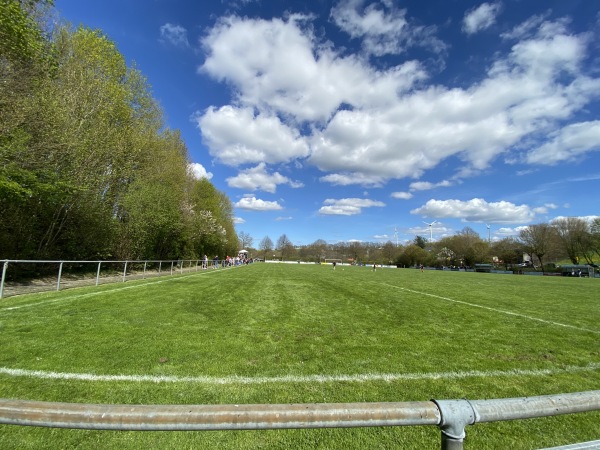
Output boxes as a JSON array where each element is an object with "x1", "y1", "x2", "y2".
[
  {"x1": 409, "y1": 180, "x2": 452, "y2": 191},
  {"x1": 462, "y1": 2, "x2": 502, "y2": 35},
  {"x1": 188, "y1": 163, "x2": 213, "y2": 180},
  {"x1": 411, "y1": 198, "x2": 537, "y2": 224},
  {"x1": 234, "y1": 196, "x2": 283, "y2": 211},
  {"x1": 319, "y1": 198, "x2": 385, "y2": 215},
  {"x1": 197, "y1": 106, "x2": 309, "y2": 166},
  {"x1": 391, "y1": 191, "x2": 413, "y2": 200},
  {"x1": 227, "y1": 163, "x2": 304, "y2": 193},
  {"x1": 197, "y1": 11, "x2": 600, "y2": 194},
  {"x1": 320, "y1": 172, "x2": 386, "y2": 187},
  {"x1": 309, "y1": 18, "x2": 599, "y2": 185},
  {"x1": 200, "y1": 14, "x2": 427, "y2": 122}
]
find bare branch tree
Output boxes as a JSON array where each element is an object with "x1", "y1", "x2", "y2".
[
  {"x1": 238, "y1": 231, "x2": 253, "y2": 250},
  {"x1": 519, "y1": 223, "x2": 557, "y2": 273}
]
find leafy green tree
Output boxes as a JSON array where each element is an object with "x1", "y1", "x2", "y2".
[
  {"x1": 435, "y1": 227, "x2": 485, "y2": 267},
  {"x1": 491, "y1": 237, "x2": 523, "y2": 269},
  {"x1": 381, "y1": 240, "x2": 399, "y2": 265},
  {"x1": 117, "y1": 132, "x2": 189, "y2": 259},
  {"x1": 471, "y1": 240, "x2": 491, "y2": 265},
  {"x1": 0, "y1": 1, "x2": 60, "y2": 258},
  {"x1": 1, "y1": 14, "x2": 238, "y2": 261},
  {"x1": 396, "y1": 244, "x2": 430, "y2": 267},
  {"x1": 414, "y1": 235, "x2": 427, "y2": 249},
  {"x1": 30, "y1": 26, "x2": 156, "y2": 258},
  {"x1": 0, "y1": 0, "x2": 50, "y2": 63},
  {"x1": 185, "y1": 177, "x2": 237, "y2": 259},
  {"x1": 215, "y1": 191, "x2": 238, "y2": 258}
]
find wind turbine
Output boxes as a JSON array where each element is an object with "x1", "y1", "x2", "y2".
[
  {"x1": 423, "y1": 220, "x2": 437, "y2": 242},
  {"x1": 394, "y1": 226, "x2": 399, "y2": 247},
  {"x1": 486, "y1": 224, "x2": 491, "y2": 243}
]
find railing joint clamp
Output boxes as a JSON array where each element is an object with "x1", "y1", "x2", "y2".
[{"x1": 432, "y1": 398, "x2": 478, "y2": 441}]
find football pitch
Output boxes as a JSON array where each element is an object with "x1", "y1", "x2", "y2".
[{"x1": 0, "y1": 263, "x2": 598, "y2": 449}]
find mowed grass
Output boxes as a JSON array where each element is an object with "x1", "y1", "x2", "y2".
[{"x1": 0, "y1": 263, "x2": 598, "y2": 449}]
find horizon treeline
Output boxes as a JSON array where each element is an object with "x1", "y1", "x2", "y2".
[{"x1": 1, "y1": 0, "x2": 238, "y2": 261}]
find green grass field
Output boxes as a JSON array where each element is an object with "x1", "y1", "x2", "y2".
[{"x1": 0, "y1": 263, "x2": 598, "y2": 449}]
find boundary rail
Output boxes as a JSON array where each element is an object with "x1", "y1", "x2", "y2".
[
  {"x1": 0, "y1": 391, "x2": 599, "y2": 449},
  {"x1": 0, "y1": 259, "x2": 241, "y2": 299}
]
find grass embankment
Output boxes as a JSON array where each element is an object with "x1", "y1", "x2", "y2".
[{"x1": 0, "y1": 264, "x2": 598, "y2": 449}]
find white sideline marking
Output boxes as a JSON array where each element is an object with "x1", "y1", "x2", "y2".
[
  {"x1": 1, "y1": 267, "x2": 233, "y2": 312},
  {"x1": 0, "y1": 363, "x2": 599, "y2": 385},
  {"x1": 383, "y1": 284, "x2": 600, "y2": 335}
]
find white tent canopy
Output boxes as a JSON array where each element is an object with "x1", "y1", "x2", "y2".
[{"x1": 238, "y1": 250, "x2": 248, "y2": 253}]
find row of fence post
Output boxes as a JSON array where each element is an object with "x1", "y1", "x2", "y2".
[
  {"x1": 0, "y1": 259, "x2": 241, "y2": 299},
  {"x1": 0, "y1": 391, "x2": 598, "y2": 449}
]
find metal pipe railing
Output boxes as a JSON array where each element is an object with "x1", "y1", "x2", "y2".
[
  {"x1": 435, "y1": 391, "x2": 600, "y2": 449},
  {"x1": 0, "y1": 400, "x2": 440, "y2": 431},
  {"x1": 0, "y1": 259, "x2": 240, "y2": 299},
  {"x1": 0, "y1": 391, "x2": 598, "y2": 449},
  {"x1": 472, "y1": 390, "x2": 600, "y2": 422}
]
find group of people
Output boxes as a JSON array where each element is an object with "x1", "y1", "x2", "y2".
[{"x1": 201, "y1": 255, "x2": 251, "y2": 269}]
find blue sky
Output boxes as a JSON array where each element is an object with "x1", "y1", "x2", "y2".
[{"x1": 53, "y1": 0, "x2": 600, "y2": 247}]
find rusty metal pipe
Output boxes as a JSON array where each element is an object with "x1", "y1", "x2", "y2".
[
  {"x1": 1, "y1": 390, "x2": 599, "y2": 450},
  {"x1": 0, "y1": 399, "x2": 440, "y2": 431}
]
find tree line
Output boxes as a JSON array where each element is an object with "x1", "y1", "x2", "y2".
[
  {"x1": 240, "y1": 217, "x2": 600, "y2": 270},
  {"x1": 1, "y1": 1, "x2": 238, "y2": 261}
]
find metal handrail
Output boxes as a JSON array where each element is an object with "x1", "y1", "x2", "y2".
[
  {"x1": 0, "y1": 399, "x2": 440, "y2": 430},
  {"x1": 0, "y1": 391, "x2": 598, "y2": 449},
  {"x1": 0, "y1": 258, "x2": 242, "y2": 299}
]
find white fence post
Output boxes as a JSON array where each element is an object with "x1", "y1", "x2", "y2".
[
  {"x1": 57, "y1": 262, "x2": 64, "y2": 291},
  {"x1": 0, "y1": 260, "x2": 8, "y2": 299},
  {"x1": 96, "y1": 262, "x2": 101, "y2": 286}
]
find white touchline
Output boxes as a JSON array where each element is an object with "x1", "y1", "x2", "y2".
[
  {"x1": 1, "y1": 266, "x2": 233, "y2": 312},
  {"x1": 0, "y1": 363, "x2": 599, "y2": 385},
  {"x1": 381, "y1": 284, "x2": 600, "y2": 335}
]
